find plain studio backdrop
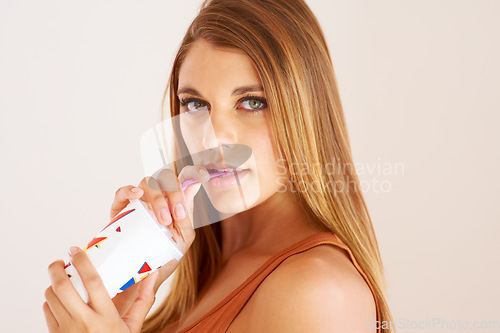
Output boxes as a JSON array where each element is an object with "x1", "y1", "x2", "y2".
[{"x1": 1, "y1": 1, "x2": 499, "y2": 332}]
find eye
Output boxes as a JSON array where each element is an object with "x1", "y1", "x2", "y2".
[
  {"x1": 238, "y1": 95, "x2": 267, "y2": 113},
  {"x1": 179, "y1": 98, "x2": 209, "y2": 113},
  {"x1": 178, "y1": 95, "x2": 268, "y2": 114}
]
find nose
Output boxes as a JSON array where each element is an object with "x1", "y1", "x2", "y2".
[{"x1": 202, "y1": 109, "x2": 237, "y2": 149}]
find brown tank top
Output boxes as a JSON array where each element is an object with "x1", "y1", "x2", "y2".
[{"x1": 177, "y1": 231, "x2": 381, "y2": 332}]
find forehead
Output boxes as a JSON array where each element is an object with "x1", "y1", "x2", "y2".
[{"x1": 178, "y1": 39, "x2": 262, "y2": 90}]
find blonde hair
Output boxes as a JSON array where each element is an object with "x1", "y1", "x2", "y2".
[{"x1": 142, "y1": 0, "x2": 394, "y2": 332}]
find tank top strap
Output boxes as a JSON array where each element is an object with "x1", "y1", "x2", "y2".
[{"x1": 182, "y1": 231, "x2": 381, "y2": 332}]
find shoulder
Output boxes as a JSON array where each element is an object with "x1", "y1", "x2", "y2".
[{"x1": 248, "y1": 244, "x2": 377, "y2": 332}]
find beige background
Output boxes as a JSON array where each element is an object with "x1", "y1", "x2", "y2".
[{"x1": 1, "y1": 1, "x2": 498, "y2": 332}]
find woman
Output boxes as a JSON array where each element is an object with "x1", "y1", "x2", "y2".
[{"x1": 43, "y1": 0, "x2": 394, "y2": 332}]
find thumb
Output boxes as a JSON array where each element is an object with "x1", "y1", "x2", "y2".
[
  {"x1": 154, "y1": 259, "x2": 179, "y2": 294},
  {"x1": 121, "y1": 270, "x2": 159, "y2": 332},
  {"x1": 183, "y1": 182, "x2": 201, "y2": 210}
]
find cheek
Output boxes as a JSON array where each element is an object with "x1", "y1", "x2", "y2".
[{"x1": 252, "y1": 133, "x2": 282, "y2": 188}]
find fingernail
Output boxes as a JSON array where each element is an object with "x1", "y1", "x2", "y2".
[
  {"x1": 130, "y1": 187, "x2": 141, "y2": 193},
  {"x1": 69, "y1": 246, "x2": 80, "y2": 257},
  {"x1": 174, "y1": 203, "x2": 186, "y2": 219},
  {"x1": 199, "y1": 169, "x2": 209, "y2": 177},
  {"x1": 152, "y1": 270, "x2": 159, "y2": 283},
  {"x1": 160, "y1": 208, "x2": 172, "y2": 224}
]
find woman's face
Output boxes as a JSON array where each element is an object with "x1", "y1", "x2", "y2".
[{"x1": 178, "y1": 38, "x2": 286, "y2": 214}]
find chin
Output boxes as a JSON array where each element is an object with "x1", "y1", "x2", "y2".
[{"x1": 202, "y1": 177, "x2": 261, "y2": 215}]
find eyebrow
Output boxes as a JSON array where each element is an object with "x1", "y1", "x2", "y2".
[{"x1": 177, "y1": 85, "x2": 264, "y2": 98}]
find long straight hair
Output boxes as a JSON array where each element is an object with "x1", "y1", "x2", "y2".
[{"x1": 142, "y1": 0, "x2": 394, "y2": 331}]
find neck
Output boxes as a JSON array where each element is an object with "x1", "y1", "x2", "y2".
[{"x1": 219, "y1": 190, "x2": 316, "y2": 262}]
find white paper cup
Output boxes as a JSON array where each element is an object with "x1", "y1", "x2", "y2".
[{"x1": 64, "y1": 198, "x2": 183, "y2": 303}]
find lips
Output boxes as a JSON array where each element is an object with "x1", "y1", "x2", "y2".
[
  {"x1": 204, "y1": 162, "x2": 249, "y2": 174},
  {"x1": 207, "y1": 168, "x2": 251, "y2": 188}
]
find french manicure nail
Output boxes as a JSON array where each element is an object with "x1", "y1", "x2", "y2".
[
  {"x1": 69, "y1": 246, "x2": 80, "y2": 257},
  {"x1": 174, "y1": 203, "x2": 186, "y2": 219},
  {"x1": 160, "y1": 208, "x2": 172, "y2": 224},
  {"x1": 152, "y1": 270, "x2": 159, "y2": 282}
]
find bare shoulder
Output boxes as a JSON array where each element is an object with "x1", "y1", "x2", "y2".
[{"x1": 247, "y1": 244, "x2": 377, "y2": 332}]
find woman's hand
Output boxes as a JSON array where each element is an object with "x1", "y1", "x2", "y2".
[
  {"x1": 108, "y1": 164, "x2": 210, "y2": 315},
  {"x1": 42, "y1": 165, "x2": 210, "y2": 331},
  {"x1": 43, "y1": 247, "x2": 159, "y2": 333}
]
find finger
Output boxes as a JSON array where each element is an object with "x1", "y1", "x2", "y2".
[
  {"x1": 69, "y1": 246, "x2": 117, "y2": 316},
  {"x1": 154, "y1": 259, "x2": 179, "y2": 294},
  {"x1": 112, "y1": 283, "x2": 139, "y2": 317},
  {"x1": 110, "y1": 186, "x2": 144, "y2": 220},
  {"x1": 141, "y1": 176, "x2": 172, "y2": 227},
  {"x1": 48, "y1": 260, "x2": 91, "y2": 320},
  {"x1": 156, "y1": 169, "x2": 191, "y2": 240},
  {"x1": 43, "y1": 301, "x2": 59, "y2": 331},
  {"x1": 114, "y1": 259, "x2": 179, "y2": 316},
  {"x1": 122, "y1": 270, "x2": 159, "y2": 332},
  {"x1": 44, "y1": 287, "x2": 70, "y2": 327},
  {"x1": 178, "y1": 164, "x2": 210, "y2": 186},
  {"x1": 178, "y1": 165, "x2": 210, "y2": 205},
  {"x1": 156, "y1": 168, "x2": 185, "y2": 222}
]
